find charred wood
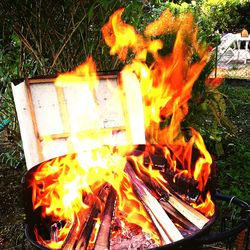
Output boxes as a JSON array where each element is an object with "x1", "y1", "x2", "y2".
[
  {"x1": 93, "y1": 187, "x2": 116, "y2": 250},
  {"x1": 127, "y1": 157, "x2": 169, "y2": 200},
  {"x1": 132, "y1": 146, "x2": 201, "y2": 201},
  {"x1": 50, "y1": 221, "x2": 63, "y2": 242},
  {"x1": 127, "y1": 157, "x2": 209, "y2": 230},
  {"x1": 62, "y1": 209, "x2": 87, "y2": 250},
  {"x1": 164, "y1": 169, "x2": 200, "y2": 202},
  {"x1": 62, "y1": 184, "x2": 110, "y2": 250},
  {"x1": 74, "y1": 184, "x2": 111, "y2": 250},
  {"x1": 144, "y1": 153, "x2": 167, "y2": 171}
]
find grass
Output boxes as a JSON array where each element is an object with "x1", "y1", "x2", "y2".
[
  {"x1": 216, "y1": 82, "x2": 250, "y2": 203},
  {"x1": 199, "y1": 82, "x2": 250, "y2": 250}
]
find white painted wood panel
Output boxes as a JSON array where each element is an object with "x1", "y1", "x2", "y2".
[
  {"x1": 12, "y1": 72, "x2": 146, "y2": 170},
  {"x1": 11, "y1": 82, "x2": 42, "y2": 169},
  {"x1": 30, "y1": 83, "x2": 64, "y2": 136}
]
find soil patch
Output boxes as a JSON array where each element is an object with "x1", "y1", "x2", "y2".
[{"x1": 0, "y1": 164, "x2": 35, "y2": 249}]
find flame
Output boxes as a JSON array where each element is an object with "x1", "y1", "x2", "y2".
[
  {"x1": 30, "y1": 146, "x2": 160, "y2": 248},
  {"x1": 192, "y1": 192, "x2": 215, "y2": 217},
  {"x1": 205, "y1": 77, "x2": 223, "y2": 89},
  {"x1": 103, "y1": 8, "x2": 213, "y2": 204},
  {"x1": 29, "y1": 7, "x2": 216, "y2": 249},
  {"x1": 101, "y1": 8, "x2": 160, "y2": 62}
]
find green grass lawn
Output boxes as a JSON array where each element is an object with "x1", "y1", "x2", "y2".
[{"x1": 217, "y1": 82, "x2": 250, "y2": 203}]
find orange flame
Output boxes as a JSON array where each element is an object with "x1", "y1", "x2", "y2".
[
  {"x1": 103, "y1": 8, "x2": 213, "y2": 200},
  {"x1": 30, "y1": 146, "x2": 160, "y2": 248},
  {"x1": 192, "y1": 192, "x2": 215, "y2": 217},
  {"x1": 30, "y1": 7, "x2": 216, "y2": 249},
  {"x1": 101, "y1": 8, "x2": 163, "y2": 62}
]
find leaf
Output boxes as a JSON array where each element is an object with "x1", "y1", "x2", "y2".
[
  {"x1": 99, "y1": 0, "x2": 111, "y2": 11},
  {"x1": 11, "y1": 33, "x2": 21, "y2": 47},
  {"x1": 87, "y1": 3, "x2": 95, "y2": 21}
]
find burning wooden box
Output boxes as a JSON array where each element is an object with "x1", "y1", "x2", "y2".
[{"x1": 11, "y1": 8, "x2": 245, "y2": 250}]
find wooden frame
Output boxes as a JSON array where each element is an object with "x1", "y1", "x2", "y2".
[{"x1": 12, "y1": 72, "x2": 145, "y2": 169}]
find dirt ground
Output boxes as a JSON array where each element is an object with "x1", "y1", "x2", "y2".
[{"x1": 0, "y1": 163, "x2": 36, "y2": 249}]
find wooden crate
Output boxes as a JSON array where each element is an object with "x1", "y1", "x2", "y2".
[{"x1": 12, "y1": 73, "x2": 145, "y2": 169}]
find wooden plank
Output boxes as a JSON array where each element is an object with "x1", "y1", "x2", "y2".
[
  {"x1": 11, "y1": 81, "x2": 42, "y2": 169},
  {"x1": 40, "y1": 133, "x2": 70, "y2": 140},
  {"x1": 12, "y1": 73, "x2": 146, "y2": 169},
  {"x1": 120, "y1": 71, "x2": 146, "y2": 145},
  {"x1": 55, "y1": 85, "x2": 73, "y2": 152},
  {"x1": 39, "y1": 127, "x2": 126, "y2": 141},
  {"x1": 93, "y1": 187, "x2": 116, "y2": 250},
  {"x1": 25, "y1": 79, "x2": 44, "y2": 164},
  {"x1": 28, "y1": 78, "x2": 55, "y2": 84},
  {"x1": 159, "y1": 200, "x2": 198, "y2": 232},
  {"x1": 142, "y1": 199, "x2": 172, "y2": 245},
  {"x1": 125, "y1": 162, "x2": 183, "y2": 243},
  {"x1": 62, "y1": 184, "x2": 110, "y2": 250},
  {"x1": 29, "y1": 74, "x2": 117, "y2": 84},
  {"x1": 127, "y1": 157, "x2": 209, "y2": 230},
  {"x1": 167, "y1": 194, "x2": 209, "y2": 229},
  {"x1": 27, "y1": 74, "x2": 118, "y2": 85}
]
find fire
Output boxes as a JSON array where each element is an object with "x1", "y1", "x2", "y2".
[
  {"x1": 104, "y1": 8, "x2": 213, "y2": 206},
  {"x1": 29, "y1": 7, "x2": 216, "y2": 249},
  {"x1": 30, "y1": 147, "x2": 159, "y2": 248},
  {"x1": 192, "y1": 192, "x2": 215, "y2": 217}
]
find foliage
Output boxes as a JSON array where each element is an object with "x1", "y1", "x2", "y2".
[
  {"x1": 1, "y1": 0, "x2": 249, "y2": 76},
  {"x1": 0, "y1": 84, "x2": 23, "y2": 168},
  {"x1": 199, "y1": 0, "x2": 246, "y2": 34},
  {"x1": 0, "y1": 142, "x2": 24, "y2": 168},
  {"x1": 186, "y1": 79, "x2": 250, "y2": 201},
  {"x1": 236, "y1": 1, "x2": 250, "y2": 31},
  {"x1": 0, "y1": 86, "x2": 20, "y2": 139},
  {"x1": 217, "y1": 141, "x2": 250, "y2": 202},
  {"x1": 215, "y1": 84, "x2": 250, "y2": 201},
  {"x1": 0, "y1": 30, "x2": 23, "y2": 168},
  {"x1": 150, "y1": 1, "x2": 250, "y2": 41},
  {"x1": 0, "y1": 33, "x2": 20, "y2": 90},
  {"x1": 181, "y1": 52, "x2": 234, "y2": 157},
  {"x1": 0, "y1": 0, "x2": 131, "y2": 76}
]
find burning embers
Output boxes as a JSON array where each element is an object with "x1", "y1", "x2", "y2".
[{"x1": 24, "y1": 8, "x2": 216, "y2": 250}]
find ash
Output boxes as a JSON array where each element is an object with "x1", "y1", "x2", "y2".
[
  {"x1": 110, "y1": 218, "x2": 160, "y2": 250},
  {"x1": 110, "y1": 233, "x2": 159, "y2": 250}
]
